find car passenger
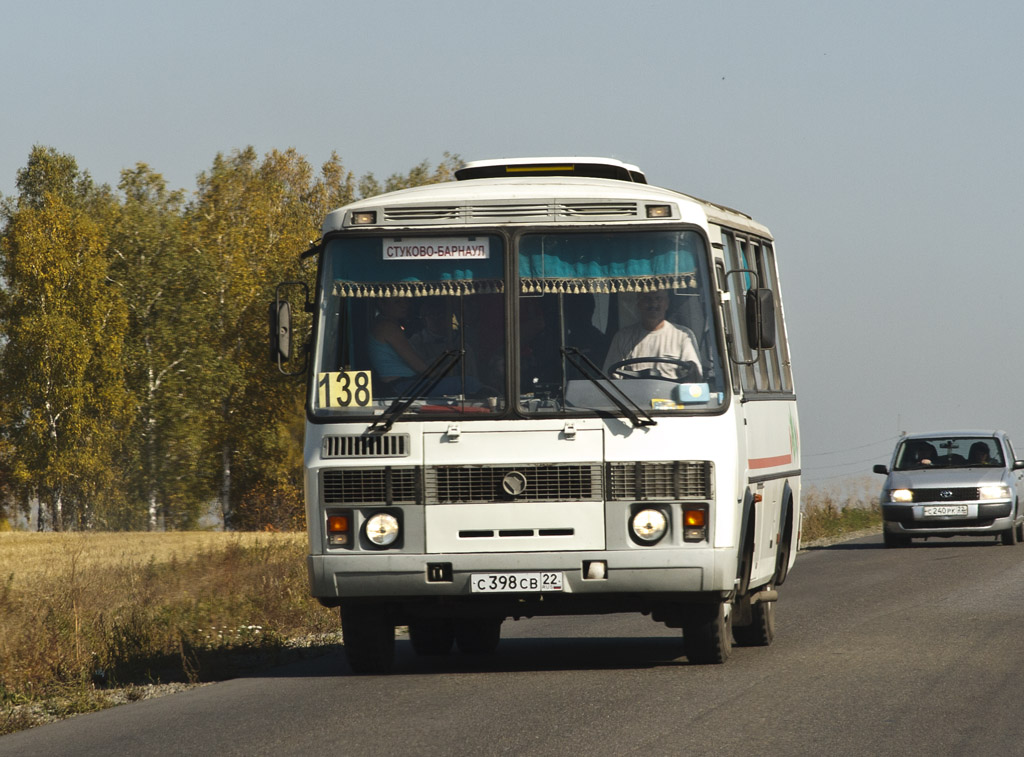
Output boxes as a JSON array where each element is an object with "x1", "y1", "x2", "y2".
[
  {"x1": 968, "y1": 442, "x2": 992, "y2": 466},
  {"x1": 906, "y1": 441, "x2": 937, "y2": 468}
]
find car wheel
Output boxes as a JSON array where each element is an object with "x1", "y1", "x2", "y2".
[
  {"x1": 883, "y1": 530, "x2": 910, "y2": 548},
  {"x1": 1001, "y1": 523, "x2": 1018, "y2": 546},
  {"x1": 683, "y1": 602, "x2": 732, "y2": 664}
]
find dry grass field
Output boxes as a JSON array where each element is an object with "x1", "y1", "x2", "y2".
[{"x1": 0, "y1": 531, "x2": 338, "y2": 735}]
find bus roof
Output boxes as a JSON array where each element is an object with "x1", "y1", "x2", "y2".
[{"x1": 324, "y1": 157, "x2": 771, "y2": 239}]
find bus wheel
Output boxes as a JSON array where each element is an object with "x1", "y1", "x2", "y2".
[
  {"x1": 340, "y1": 604, "x2": 395, "y2": 675},
  {"x1": 409, "y1": 619, "x2": 455, "y2": 656},
  {"x1": 732, "y1": 586, "x2": 775, "y2": 647},
  {"x1": 683, "y1": 602, "x2": 732, "y2": 664},
  {"x1": 454, "y1": 618, "x2": 503, "y2": 655}
]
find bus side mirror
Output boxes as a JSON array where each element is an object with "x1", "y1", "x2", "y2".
[
  {"x1": 270, "y1": 281, "x2": 310, "y2": 376},
  {"x1": 745, "y1": 288, "x2": 776, "y2": 350},
  {"x1": 270, "y1": 299, "x2": 292, "y2": 363}
]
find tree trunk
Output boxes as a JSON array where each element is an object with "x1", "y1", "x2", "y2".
[{"x1": 220, "y1": 444, "x2": 232, "y2": 529}]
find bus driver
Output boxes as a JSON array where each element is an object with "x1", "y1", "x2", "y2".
[{"x1": 603, "y1": 289, "x2": 702, "y2": 381}]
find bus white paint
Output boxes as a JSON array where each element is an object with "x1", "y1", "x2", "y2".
[{"x1": 272, "y1": 157, "x2": 801, "y2": 673}]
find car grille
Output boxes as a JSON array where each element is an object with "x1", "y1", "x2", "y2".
[{"x1": 911, "y1": 487, "x2": 980, "y2": 503}]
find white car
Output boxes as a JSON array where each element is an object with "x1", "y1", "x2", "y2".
[{"x1": 873, "y1": 430, "x2": 1024, "y2": 547}]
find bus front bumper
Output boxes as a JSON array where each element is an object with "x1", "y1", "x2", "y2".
[{"x1": 308, "y1": 548, "x2": 729, "y2": 602}]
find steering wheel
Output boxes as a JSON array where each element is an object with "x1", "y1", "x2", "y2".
[{"x1": 607, "y1": 357, "x2": 700, "y2": 382}]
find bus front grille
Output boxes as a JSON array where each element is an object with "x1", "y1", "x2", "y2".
[
  {"x1": 425, "y1": 464, "x2": 603, "y2": 504},
  {"x1": 322, "y1": 467, "x2": 418, "y2": 504},
  {"x1": 607, "y1": 461, "x2": 713, "y2": 500},
  {"x1": 321, "y1": 434, "x2": 409, "y2": 459}
]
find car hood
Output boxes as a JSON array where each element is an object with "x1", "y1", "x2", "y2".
[{"x1": 887, "y1": 468, "x2": 1010, "y2": 489}]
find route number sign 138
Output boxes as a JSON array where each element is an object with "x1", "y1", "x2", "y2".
[{"x1": 317, "y1": 371, "x2": 373, "y2": 408}]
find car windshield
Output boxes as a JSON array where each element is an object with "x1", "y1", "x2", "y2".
[{"x1": 893, "y1": 437, "x2": 1005, "y2": 470}]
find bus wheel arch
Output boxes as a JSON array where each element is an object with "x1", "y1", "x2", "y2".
[
  {"x1": 735, "y1": 490, "x2": 757, "y2": 598},
  {"x1": 774, "y1": 488, "x2": 796, "y2": 587}
]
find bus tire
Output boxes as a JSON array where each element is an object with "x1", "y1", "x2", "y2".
[
  {"x1": 409, "y1": 619, "x2": 455, "y2": 656},
  {"x1": 683, "y1": 602, "x2": 732, "y2": 664},
  {"x1": 340, "y1": 604, "x2": 395, "y2": 675},
  {"x1": 454, "y1": 618, "x2": 502, "y2": 655},
  {"x1": 732, "y1": 586, "x2": 775, "y2": 647}
]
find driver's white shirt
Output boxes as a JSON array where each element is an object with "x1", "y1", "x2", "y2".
[{"x1": 603, "y1": 321, "x2": 701, "y2": 380}]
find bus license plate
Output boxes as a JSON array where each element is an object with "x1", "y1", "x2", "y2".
[
  {"x1": 922, "y1": 505, "x2": 968, "y2": 517},
  {"x1": 470, "y1": 572, "x2": 564, "y2": 593}
]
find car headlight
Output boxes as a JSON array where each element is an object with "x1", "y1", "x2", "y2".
[
  {"x1": 365, "y1": 512, "x2": 400, "y2": 546},
  {"x1": 631, "y1": 508, "x2": 668, "y2": 543},
  {"x1": 889, "y1": 488, "x2": 913, "y2": 503},
  {"x1": 979, "y1": 484, "x2": 1012, "y2": 500}
]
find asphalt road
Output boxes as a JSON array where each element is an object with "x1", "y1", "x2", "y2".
[{"x1": 4, "y1": 533, "x2": 1024, "y2": 757}]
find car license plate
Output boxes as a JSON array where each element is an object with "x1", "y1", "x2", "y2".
[
  {"x1": 470, "y1": 572, "x2": 564, "y2": 593},
  {"x1": 922, "y1": 505, "x2": 968, "y2": 517}
]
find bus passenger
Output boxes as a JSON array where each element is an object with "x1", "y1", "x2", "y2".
[
  {"x1": 370, "y1": 298, "x2": 427, "y2": 388},
  {"x1": 603, "y1": 289, "x2": 701, "y2": 381}
]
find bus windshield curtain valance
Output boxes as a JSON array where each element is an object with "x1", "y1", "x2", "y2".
[
  {"x1": 327, "y1": 237, "x2": 504, "y2": 297},
  {"x1": 518, "y1": 231, "x2": 702, "y2": 294}
]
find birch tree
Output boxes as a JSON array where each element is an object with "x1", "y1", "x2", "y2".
[{"x1": 0, "y1": 147, "x2": 133, "y2": 529}]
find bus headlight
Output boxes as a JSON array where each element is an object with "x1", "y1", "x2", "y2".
[
  {"x1": 365, "y1": 512, "x2": 400, "y2": 546},
  {"x1": 631, "y1": 508, "x2": 668, "y2": 544},
  {"x1": 980, "y1": 484, "x2": 1012, "y2": 500}
]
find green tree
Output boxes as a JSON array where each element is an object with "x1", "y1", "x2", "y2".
[
  {"x1": 185, "y1": 147, "x2": 355, "y2": 528},
  {"x1": 109, "y1": 164, "x2": 219, "y2": 529},
  {"x1": 0, "y1": 146, "x2": 134, "y2": 529}
]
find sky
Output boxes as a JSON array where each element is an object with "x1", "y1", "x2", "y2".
[{"x1": 3, "y1": 0, "x2": 1023, "y2": 490}]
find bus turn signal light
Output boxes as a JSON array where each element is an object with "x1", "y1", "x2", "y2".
[
  {"x1": 327, "y1": 514, "x2": 350, "y2": 546},
  {"x1": 683, "y1": 509, "x2": 707, "y2": 542}
]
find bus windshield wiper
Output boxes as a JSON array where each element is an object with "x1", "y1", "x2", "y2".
[
  {"x1": 561, "y1": 346, "x2": 656, "y2": 429},
  {"x1": 369, "y1": 349, "x2": 462, "y2": 434}
]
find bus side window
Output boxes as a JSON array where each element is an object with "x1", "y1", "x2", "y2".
[{"x1": 721, "y1": 231, "x2": 757, "y2": 392}]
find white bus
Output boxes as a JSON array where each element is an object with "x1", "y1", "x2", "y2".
[{"x1": 272, "y1": 157, "x2": 801, "y2": 673}]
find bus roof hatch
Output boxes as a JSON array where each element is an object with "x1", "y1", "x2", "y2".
[{"x1": 455, "y1": 157, "x2": 647, "y2": 184}]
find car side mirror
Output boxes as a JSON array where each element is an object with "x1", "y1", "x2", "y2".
[
  {"x1": 873, "y1": 464, "x2": 889, "y2": 475},
  {"x1": 1013, "y1": 460, "x2": 1024, "y2": 471}
]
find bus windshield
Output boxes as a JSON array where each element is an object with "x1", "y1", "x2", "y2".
[
  {"x1": 311, "y1": 229, "x2": 723, "y2": 419},
  {"x1": 518, "y1": 230, "x2": 724, "y2": 415},
  {"x1": 313, "y1": 234, "x2": 507, "y2": 418}
]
